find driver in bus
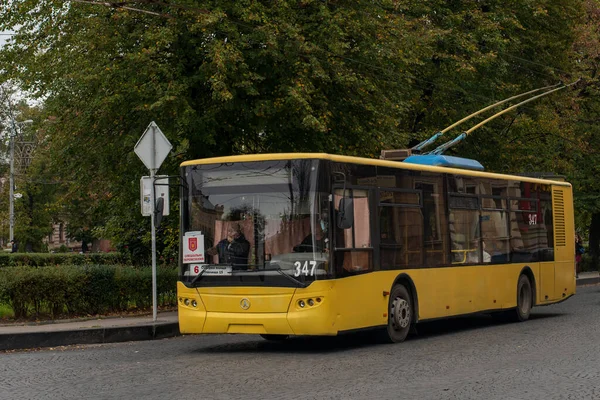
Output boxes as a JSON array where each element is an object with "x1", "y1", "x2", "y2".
[
  {"x1": 293, "y1": 213, "x2": 329, "y2": 253},
  {"x1": 207, "y1": 223, "x2": 250, "y2": 269}
]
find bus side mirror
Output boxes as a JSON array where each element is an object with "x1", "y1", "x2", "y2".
[
  {"x1": 337, "y1": 197, "x2": 354, "y2": 229},
  {"x1": 155, "y1": 196, "x2": 165, "y2": 228}
]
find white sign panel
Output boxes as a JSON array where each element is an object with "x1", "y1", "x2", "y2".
[
  {"x1": 183, "y1": 231, "x2": 205, "y2": 264},
  {"x1": 189, "y1": 264, "x2": 232, "y2": 276},
  {"x1": 140, "y1": 176, "x2": 170, "y2": 216},
  {"x1": 134, "y1": 121, "x2": 172, "y2": 171}
]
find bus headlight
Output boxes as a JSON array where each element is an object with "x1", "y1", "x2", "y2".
[{"x1": 298, "y1": 300, "x2": 306, "y2": 308}]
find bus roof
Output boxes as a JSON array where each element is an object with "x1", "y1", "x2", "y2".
[{"x1": 181, "y1": 153, "x2": 571, "y2": 187}]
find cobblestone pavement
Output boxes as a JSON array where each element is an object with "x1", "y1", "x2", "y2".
[{"x1": 2, "y1": 285, "x2": 600, "y2": 400}]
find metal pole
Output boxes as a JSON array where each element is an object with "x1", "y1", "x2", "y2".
[
  {"x1": 151, "y1": 125, "x2": 158, "y2": 323},
  {"x1": 9, "y1": 126, "x2": 15, "y2": 242},
  {"x1": 151, "y1": 168, "x2": 157, "y2": 322}
]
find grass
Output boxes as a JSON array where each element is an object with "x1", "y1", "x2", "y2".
[{"x1": 0, "y1": 303, "x2": 14, "y2": 319}]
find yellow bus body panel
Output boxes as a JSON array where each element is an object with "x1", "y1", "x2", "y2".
[
  {"x1": 178, "y1": 255, "x2": 576, "y2": 336},
  {"x1": 178, "y1": 281, "x2": 339, "y2": 335},
  {"x1": 199, "y1": 287, "x2": 295, "y2": 313},
  {"x1": 177, "y1": 282, "x2": 208, "y2": 334}
]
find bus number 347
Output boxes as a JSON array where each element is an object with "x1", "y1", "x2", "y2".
[{"x1": 294, "y1": 261, "x2": 317, "y2": 277}]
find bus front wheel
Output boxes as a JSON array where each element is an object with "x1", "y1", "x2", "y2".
[{"x1": 379, "y1": 284, "x2": 413, "y2": 343}]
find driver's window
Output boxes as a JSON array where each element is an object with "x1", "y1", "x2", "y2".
[
  {"x1": 334, "y1": 188, "x2": 373, "y2": 275},
  {"x1": 334, "y1": 189, "x2": 371, "y2": 248}
]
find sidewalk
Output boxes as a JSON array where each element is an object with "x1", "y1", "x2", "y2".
[
  {"x1": 1, "y1": 273, "x2": 599, "y2": 351},
  {"x1": 0, "y1": 311, "x2": 179, "y2": 351},
  {"x1": 577, "y1": 270, "x2": 600, "y2": 286}
]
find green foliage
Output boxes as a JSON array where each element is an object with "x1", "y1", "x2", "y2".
[
  {"x1": 0, "y1": 265, "x2": 178, "y2": 319},
  {"x1": 578, "y1": 252, "x2": 600, "y2": 272},
  {"x1": 0, "y1": 303, "x2": 14, "y2": 319},
  {"x1": 0, "y1": 1, "x2": 590, "y2": 259}
]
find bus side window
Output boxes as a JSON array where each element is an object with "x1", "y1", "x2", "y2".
[{"x1": 448, "y1": 195, "x2": 480, "y2": 264}]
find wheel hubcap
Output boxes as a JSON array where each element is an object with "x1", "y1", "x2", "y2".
[{"x1": 391, "y1": 297, "x2": 411, "y2": 330}]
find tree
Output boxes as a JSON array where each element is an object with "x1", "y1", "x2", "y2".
[
  {"x1": 0, "y1": 0, "x2": 587, "y2": 258},
  {"x1": 0, "y1": 0, "x2": 434, "y2": 255},
  {"x1": 565, "y1": 0, "x2": 600, "y2": 269}
]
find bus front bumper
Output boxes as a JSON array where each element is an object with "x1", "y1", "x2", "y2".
[{"x1": 177, "y1": 282, "x2": 337, "y2": 336}]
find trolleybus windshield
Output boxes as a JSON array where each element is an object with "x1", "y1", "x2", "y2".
[{"x1": 181, "y1": 159, "x2": 331, "y2": 287}]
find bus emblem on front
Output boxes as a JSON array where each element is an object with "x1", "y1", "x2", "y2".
[
  {"x1": 188, "y1": 237, "x2": 197, "y2": 251},
  {"x1": 240, "y1": 298, "x2": 251, "y2": 310}
]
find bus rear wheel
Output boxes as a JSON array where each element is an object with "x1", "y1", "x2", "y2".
[
  {"x1": 260, "y1": 334, "x2": 289, "y2": 341},
  {"x1": 378, "y1": 284, "x2": 413, "y2": 343},
  {"x1": 492, "y1": 275, "x2": 533, "y2": 323},
  {"x1": 514, "y1": 274, "x2": 533, "y2": 322}
]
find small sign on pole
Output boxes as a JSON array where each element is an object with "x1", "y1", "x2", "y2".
[
  {"x1": 140, "y1": 176, "x2": 170, "y2": 217},
  {"x1": 134, "y1": 121, "x2": 172, "y2": 323}
]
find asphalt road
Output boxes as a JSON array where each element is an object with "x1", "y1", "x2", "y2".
[{"x1": 2, "y1": 285, "x2": 600, "y2": 400}]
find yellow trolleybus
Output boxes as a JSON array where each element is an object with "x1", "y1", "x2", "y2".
[{"x1": 177, "y1": 153, "x2": 575, "y2": 342}]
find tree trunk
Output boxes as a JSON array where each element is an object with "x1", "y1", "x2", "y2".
[{"x1": 588, "y1": 212, "x2": 600, "y2": 271}]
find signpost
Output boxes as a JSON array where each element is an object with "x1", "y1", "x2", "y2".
[
  {"x1": 140, "y1": 176, "x2": 170, "y2": 217},
  {"x1": 134, "y1": 122, "x2": 172, "y2": 322}
]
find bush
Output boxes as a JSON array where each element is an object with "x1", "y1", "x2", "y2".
[
  {"x1": 579, "y1": 253, "x2": 598, "y2": 272},
  {"x1": 0, "y1": 252, "x2": 134, "y2": 268},
  {"x1": 0, "y1": 265, "x2": 178, "y2": 319}
]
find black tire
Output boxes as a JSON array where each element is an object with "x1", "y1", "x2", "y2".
[
  {"x1": 514, "y1": 274, "x2": 533, "y2": 321},
  {"x1": 260, "y1": 334, "x2": 289, "y2": 341},
  {"x1": 492, "y1": 275, "x2": 533, "y2": 323},
  {"x1": 377, "y1": 284, "x2": 413, "y2": 343}
]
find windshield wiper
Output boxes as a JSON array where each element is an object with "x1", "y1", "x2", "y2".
[
  {"x1": 271, "y1": 268, "x2": 308, "y2": 288},
  {"x1": 190, "y1": 267, "x2": 208, "y2": 286}
]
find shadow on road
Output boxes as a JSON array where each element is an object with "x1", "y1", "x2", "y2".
[
  {"x1": 192, "y1": 311, "x2": 566, "y2": 354},
  {"x1": 413, "y1": 311, "x2": 564, "y2": 338},
  {"x1": 193, "y1": 332, "x2": 378, "y2": 354}
]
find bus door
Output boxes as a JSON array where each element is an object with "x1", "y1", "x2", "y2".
[{"x1": 332, "y1": 186, "x2": 380, "y2": 330}]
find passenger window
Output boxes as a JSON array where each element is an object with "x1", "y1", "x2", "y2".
[
  {"x1": 416, "y1": 179, "x2": 446, "y2": 267},
  {"x1": 508, "y1": 181, "x2": 541, "y2": 261},
  {"x1": 379, "y1": 206, "x2": 423, "y2": 269},
  {"x1": 508, "y1": 182, "x2": 554, "y2": 261},
  {"x1": 480, "y1": 210, "x2": 509, "y2": 263},
  {"x1": 449, "y1": 195, "x2": 480, "y2": 264},
  {"x1": 480, "y1": 192, "x2": 509, "y2": 263}
]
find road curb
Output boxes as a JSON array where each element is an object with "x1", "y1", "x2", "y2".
[
  {"x1": 0, "y1": 322, "x2": 180, "y2": 351},
  {"x1": 577, "y1": 277, "x2": 600, "y2": 287}
]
